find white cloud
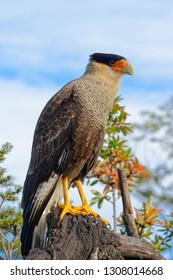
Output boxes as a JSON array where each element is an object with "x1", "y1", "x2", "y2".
[
  {"x1": 0, "y1": 79, "x2": 59, "y2": 184},
  {"x1": 0, "y1": 0, "x2": 173, "y2": 81}
]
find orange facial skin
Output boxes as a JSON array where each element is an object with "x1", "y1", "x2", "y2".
[{"x1": 111, "y1": 59, "x2": 129, "y2": 73}]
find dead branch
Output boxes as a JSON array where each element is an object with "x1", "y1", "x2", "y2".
[{"x1": 118, "y1": 169, "x2": 139, "y2": 238}]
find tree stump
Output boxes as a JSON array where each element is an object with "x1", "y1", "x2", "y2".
[
  {"x1": 25, "y1": 170, "x2": 165, "y2": 260},
  {"x1": 26, "y1": 209, "x2": 164, "y2": 260}
]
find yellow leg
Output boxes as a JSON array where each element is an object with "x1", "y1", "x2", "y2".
[
  {"x1": 58, "y1": 177, "x2": 86, "y2": 220},
  {"x1": 74, "y1": 179, "x2": 109, "y2": 225}
]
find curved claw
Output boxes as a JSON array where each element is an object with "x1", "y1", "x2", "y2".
[
  {"x1": 99, "y1": 216, "x2": 109, "y2": 225},
  {"x1": 73, "y1": 203, "x2": 109, "y2": 225},
  {"x1": 58, "y1": 203, "x2": 86, "y2": 220},
  {"x1": 73, "y1": 203, "x2": 98, "y2": 218}
]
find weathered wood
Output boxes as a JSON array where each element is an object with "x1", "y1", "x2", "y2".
[
  {"x1": 25, "y1": 169, "x2": 165, "y2": 260},
  {"x1": 118, "y1": 169, "x2": 139, "y2": 238},
  {"x1": 26, "y1": 209, "x2": 164, "y2": 260}
]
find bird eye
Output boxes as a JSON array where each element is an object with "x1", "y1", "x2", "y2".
[{"x1": 109, "y1": 59, "x2": 115, "y2": 66}]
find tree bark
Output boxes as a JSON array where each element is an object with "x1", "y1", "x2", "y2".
[
  {"x1": 26, "y1": 209, "x2": 164, "y2": 260},
  {"x1": 25, "y1": 169, "x2": 165, "y2": 260},
  {"x1": 118, "y1": 169, "x2": 139, "y2": 238}
]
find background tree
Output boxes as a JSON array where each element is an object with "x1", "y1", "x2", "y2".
[
  {"x1": 131, "y1": 96, "x2": 173, "y2": 256},
  {"x1": 88, "y1": 96, "x2": 173, "y2": 257},
  {"x1": 0, "y1": 143, "x2": 22, "y2": 260},
  {"x1": 132, "y1": 96, "x2": 173, "y2": 205}
]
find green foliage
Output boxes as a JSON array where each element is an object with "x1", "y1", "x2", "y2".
[
  {"x1": 88, "y1": 96, "x2": 150, "y2": 209},
  {"x1": 0, "y1": 143, "x2": 22, "y2": 260},
  {"x1": 118, "y1": 197, "x2": 173, "y2": 253},
  {"x1": 88, "y1": 96, "x2": 173, "y2": 257},
  {"x1": 90, "y1": 189, "x2": 111, "y2": 209}
]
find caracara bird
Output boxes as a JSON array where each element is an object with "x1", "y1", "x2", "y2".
[{"x1": 21, "y1": 52, "x2": 134, "y2": 257}]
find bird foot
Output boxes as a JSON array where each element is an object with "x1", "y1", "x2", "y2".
[
  {"x1": 73, "y1": 203, "x2": 98, "y2": 217},
  {"x1": 73, "y1": 203, "x2": 109, "y2": 225},
  {"x1": 58, "y1": 203, "x2": 86, "y2": 220},
  {"x1": 58, "y1": 202, "x2": 109, "y2": 225}
]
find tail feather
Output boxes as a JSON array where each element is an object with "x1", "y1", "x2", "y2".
[
  {"x1": 21, "y1": 174, "x2": 63, "y2": 257},
  {"x1": 31, "y1": 212, "x2": 48, "y2": 250},
  {"x1": 32, "y1": 177, "x2": 63, "y2": 250}
]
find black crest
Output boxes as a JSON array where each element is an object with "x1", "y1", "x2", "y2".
[{"x1": 90, "y1": 53, "x2": 126, "y2": 66}]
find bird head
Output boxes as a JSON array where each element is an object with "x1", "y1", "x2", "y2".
[{"x1": 89, "y1": 53, "x2": 134, "y2": 77}]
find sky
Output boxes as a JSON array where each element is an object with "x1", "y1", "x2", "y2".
[{"x1": 0, "y1": 0, "x2": 173, "y2": 233}]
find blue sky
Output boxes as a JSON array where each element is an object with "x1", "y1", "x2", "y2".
[{"x1": 1, "y1": 1, "x2": 173, "y2": 232}]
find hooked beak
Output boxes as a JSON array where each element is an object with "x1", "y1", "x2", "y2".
[{"x1": 124, "y1": 63, "x2": 134, "y2": 76}]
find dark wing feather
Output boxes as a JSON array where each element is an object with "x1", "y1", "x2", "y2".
[
  {"x1": 22, "y1": 82, "x2": 77, "y2": 209},
  {"x1": 21, "y1": 82, "x2": 79, "y2": 256}
]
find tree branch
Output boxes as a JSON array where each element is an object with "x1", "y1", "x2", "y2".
[
  {"x1": 118, "y1": 169, "x2": 139, "y2": 238},
  {"x1": 0, "y1": 230, "x2": 8, "y2": 260}
]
